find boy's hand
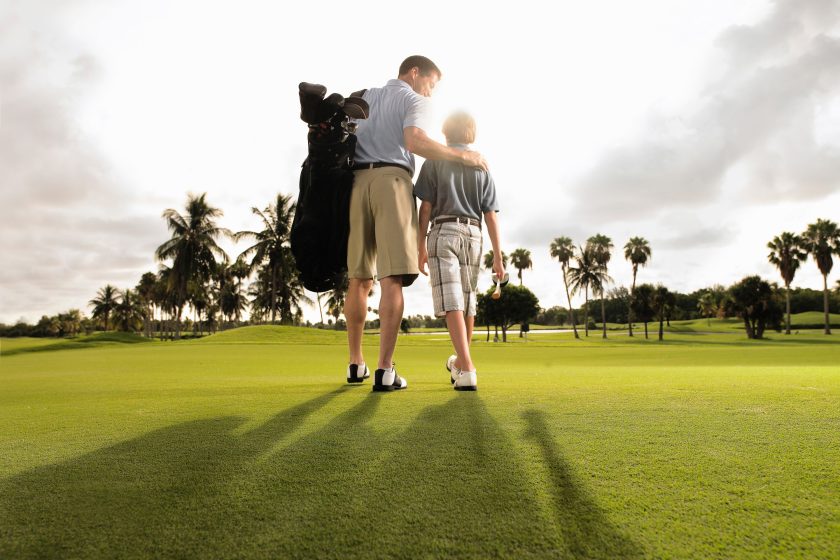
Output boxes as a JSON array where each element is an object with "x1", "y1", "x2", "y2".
[
  {"x1": 418, "y1": 248, "x2": 429, "y2": 276},
  {"x1": 493, "y1": 257, "x2": 505, "y2": 281}
]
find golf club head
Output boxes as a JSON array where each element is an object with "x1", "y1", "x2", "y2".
[{"x1": 493, "y1": 272, "x2": 510, "y2": 288}]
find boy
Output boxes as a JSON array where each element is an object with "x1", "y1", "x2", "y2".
[{"x1": 415, "y1": 111, "x2": 505, "y2": 391}]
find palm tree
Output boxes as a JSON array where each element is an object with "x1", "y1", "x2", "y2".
[
  {"x1": 652, "y1": 285, "x2": 675, "y2": 341},
  {"x1": 156, "y1": 193, "x2": 231, "y2": 339},
  {"x1": 236, "y1": 194, "x2": 296, "y2": 324},
  {"x1": 153, "y1": 267, "x2": 175, "y2": 339},
  {"x1": 587, "y1": 234, "x2": 614, "y2": 338},
  {"x1": 509, "y1": 248, "x2": 533, "y2": 286},
  {"x1": 633, "y1": 284, "x2": 655, "y2": 339},
  {"x1": 248, "y1": 261, "x2": 311, "y2": 325},
  {"x1": 114, "y1": 289, "x2": 144, "y2": 332},
  {"x1": 89, "y1": 284, "x2": 118, "y2": 331},
  {"x1": 324, "y1": 274, "x2": 349, "y2": 325},
  {"x1": 697, "y1": 291, "x2": 716, "y2": 327},
  {"x1": 767, "y1": 232, "x2": 807, "y2": 335},
  {"x1": 217, "y1": 259, "x2": 249, "y2": 327},
  {"x1": 135, "y1": 272, "x2": 158, "y2": 338},
  {"x1": 549, "y1": 236, "x2": 579, "y2": 339},
  {"x1": 801, "y1": 219, "x2": 840, "y2": 335},
  {"x1": 567, "y1": 246, "x2": 611, "y2": 337},
  {"x1": 483, "y1": 249, "x2": 508, "y2": 274},
  {"x1": 624, "y1": 237, "x2": 651, "y2": 337}
]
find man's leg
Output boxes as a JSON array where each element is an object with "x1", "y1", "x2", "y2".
[
  {"x1": 377, "y1": 276, "x2": 403, "y2": 370},
  {"x1": 345, "y1": 277, "x2": 373, "y2": 365},
  {"x1": 447, "y1": 311, "x2": 475, "y2": 372}
]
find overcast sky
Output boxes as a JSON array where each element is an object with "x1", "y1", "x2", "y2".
[{"x1": 1, "y1": 0, "x2": 839, "y2": 325}]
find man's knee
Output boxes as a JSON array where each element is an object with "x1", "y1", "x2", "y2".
[{"x1": 349, "y1": 277, "x2": 374, "y2": 293}]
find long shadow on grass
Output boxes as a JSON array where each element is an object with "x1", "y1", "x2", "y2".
[
  {"x1": 523, "y1": 410, "x2": 644, "y2": 559},
  {"x1": 0, "y1": 386, "x2": 348, "y2": 559},
  {"x1": 0, "y1": 389, "x2": 643, "y2": 559}
]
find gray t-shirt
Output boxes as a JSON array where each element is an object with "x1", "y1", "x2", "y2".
[
  {"x1": 413, "y1": 145, "x2": 499, "y2": 221},
  {"x1": 354, "y1": 79, "x2": 433, "y2": 174}
]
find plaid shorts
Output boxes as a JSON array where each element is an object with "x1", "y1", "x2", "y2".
[{"x1": 427, "y1": 221, "x2": 482, "y2": 317}]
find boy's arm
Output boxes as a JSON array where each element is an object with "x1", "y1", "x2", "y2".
[
  {"x1": 404, "y1": 126, "x2": 488, "y2": 171},
  {"x1": 483, "y1": 210, "x2": 505, "y2": 280},
  {"x1": 417, "y1": 200, "x2": 433, "y2": 276}
]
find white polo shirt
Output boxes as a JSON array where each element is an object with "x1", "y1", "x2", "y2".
[{"x1": 353, "y1": 79, "x2": 433, "y2": 174}]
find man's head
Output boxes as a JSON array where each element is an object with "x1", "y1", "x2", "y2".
[
  {"x1": 442, "y1": 111, "x2": 476, "y2": 145},
  {"x1": 398, "y1": 55, "x2": 441, "y2": 98}
]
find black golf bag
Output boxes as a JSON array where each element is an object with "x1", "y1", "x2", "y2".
[{"x1": 290, "y1": 82, "x2": 368, "y2": 292}]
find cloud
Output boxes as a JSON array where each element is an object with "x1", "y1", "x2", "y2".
[
  {"x1": 565, "y1": 0, "x2": 840, "y2": 223},
  {"x1": 0, "y1": 2, "x2": 160, "y2": 322}
]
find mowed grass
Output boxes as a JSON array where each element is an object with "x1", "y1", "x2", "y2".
[{"x1": 1, "y1": 327, "x2": 838, "y2": 559}]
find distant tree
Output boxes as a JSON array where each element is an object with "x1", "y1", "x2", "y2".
[
  {"x1": 57, "y1": 309, "x2": 83, "y2": 337},
  {"x1": 767, "y1": 232, "x2": 807, "y2": 335},
  {"x1": 476, "y1": 285, "x2": 539, "y2": 342},
  {"x1": 136, "y1": 272, "x2": 158, "y2": 338},
  {"x1": 36, "y1": 315, "x2": 60, "y2": 337},
  {"x1": 726, "y1": 276, "x2": 783, "y2": 339},
  {"x1": 587, "y1": 234, "x2": 614, "y2": 338},
  {"x1": 114, "y1": 289, "x2": 144, "y2": 332},
  {"x1": 324, "y1": 274, "x2": 349, "y2": 324},
  {"x1": 697, "y1": 291, "x2": 716, "y2": 327},
  {"x1": 534, "y1": 306, "x2": 568, "y2": 326},
  {"x1": 236, "y1": 194, "x2": 296, "y2": 324},
  {"x1": 154, "y1": 266, "x2": 178, "y2": 339},
  {"x1": 801, "y1": 219, "x2": 840, "y2": 335},
  {"x1": 624, "y1": 237, "x2": 651, "y2": 337},
  {"x1": 652, "y1": 285, "x2": 675, "y2": 341},
  {"x1": 218, "y1": 258, "x2": 249, "y2": 326},
  {"x1": 248, "y1": 257, "x2": 311, "y2": 325},
  {"x1": 567, "y1": 246, "x2": 609, "y2": 337},
  {"x1": 156, "y1": 193, "x2": 231, "y2": 339},
  {"x1": 509, "y1": 248, "x2": 533, "y2": 286},
  {"x1": 632, "y1": 284, "x2": 655, "y2": 339},
  {"x1": 89, "y1": 285, "x2": 118, "y2": 331},
  {"x1": 549, "y1": 236, "x2": 579, "y2": 339}
]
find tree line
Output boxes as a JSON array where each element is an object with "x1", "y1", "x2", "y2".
[
  {"x1": 474, "y1": 219, "x2": 840, "y2": 341},
  {"x1": 2, "y1": 192, "x2": 838, "y2": 341}
]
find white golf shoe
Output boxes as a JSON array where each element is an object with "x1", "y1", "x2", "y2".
[
  {"x1": 453, "y1": 370, "x2": 477, "y2": 391},
  {"x1": 445, "y1": 355, "x2": 460, "y2": 384}
]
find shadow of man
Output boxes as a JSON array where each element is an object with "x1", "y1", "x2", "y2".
[{"x1": 0, "y1": 387, "x2": 350, "y2": 558}]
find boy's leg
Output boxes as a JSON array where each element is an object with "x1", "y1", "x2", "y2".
[
  {"x1": 446, "y1": 311, "x2": 475, "y2": 372},
  {"x1": 465, "y1": 314, "x2": 475, "y2": 347}
]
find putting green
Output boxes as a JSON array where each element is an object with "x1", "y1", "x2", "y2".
[{"x1": 1, "y1": 327, "x2": 838, "y2": 559}]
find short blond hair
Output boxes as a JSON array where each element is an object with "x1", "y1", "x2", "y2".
[{"x1": 442, "y1": 111, "x2": 476, "y2": 145}]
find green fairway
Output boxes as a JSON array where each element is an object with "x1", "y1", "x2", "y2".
[{"x1": 1, "y1": 327, "x2": 838, "y2": 559}]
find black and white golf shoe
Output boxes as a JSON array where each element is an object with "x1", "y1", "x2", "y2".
[
  {"x1": 372, "y1": 365, "x2": 407, "y2": 392},
  {"x1": 346, "y1": 363, "x2": 370, "y2": 384}
]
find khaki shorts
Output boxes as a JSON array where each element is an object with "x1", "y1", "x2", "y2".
[
  {"x1": 427, "y1": 222, "x2": 483, "y2": 317},
  {"x1": 347, "y1": 166, "x2": 419, "y2": 285}
]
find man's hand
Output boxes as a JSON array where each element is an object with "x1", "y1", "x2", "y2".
[
  {"x1": 418, "y1": 247, "x2": 429, "y2": 276},
  {"x1": 461, "y1": 150, "x2": 488, "y2": 172}
]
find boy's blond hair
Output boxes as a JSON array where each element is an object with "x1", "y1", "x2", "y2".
[{"x1": 442, "y1": 111, "x2": 476, "y2": 145}]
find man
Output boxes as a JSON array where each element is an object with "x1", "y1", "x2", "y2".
[{"x1": 344, "y1": 55, "x2": 488, "y2": 392}]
